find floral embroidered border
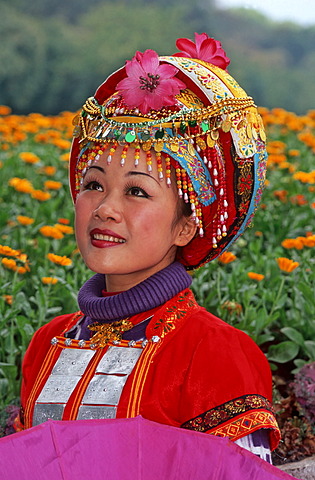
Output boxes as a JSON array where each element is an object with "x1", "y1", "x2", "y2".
[{"x1": 181, "y1": 394, "x2": 280, "y2": 449}]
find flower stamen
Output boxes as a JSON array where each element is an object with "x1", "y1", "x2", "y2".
[{"x1": 139, "y1": 74, "x2": 160, "y2": 92}]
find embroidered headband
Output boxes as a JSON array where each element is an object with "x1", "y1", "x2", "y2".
[{"x1": 69, "y1": 33, "x2": 267, "y2": 269}]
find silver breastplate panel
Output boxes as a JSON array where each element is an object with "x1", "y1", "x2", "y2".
[{"x1": 33, "y1": 345, "x2": 143, "y2": 426}]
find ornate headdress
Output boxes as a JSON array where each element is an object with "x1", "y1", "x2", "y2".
[{"x1": 69, "y1": 33, "x2": 267, "y2": 270}]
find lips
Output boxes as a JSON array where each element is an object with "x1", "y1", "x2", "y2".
[{"x1": 90, "y1": 228, "x2": 126, "y2": 247}]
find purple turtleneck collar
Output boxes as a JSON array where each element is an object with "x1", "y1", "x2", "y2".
[
  {"x1": 68, "y1": 262, "x2": 192, "y2": 341},
  {"x1": 77, "y1": 261, "x2": 192, "y2": 322}
]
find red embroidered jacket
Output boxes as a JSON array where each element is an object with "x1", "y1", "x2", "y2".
[{"x1": 18, "y1": 290, "x2": 280, "y2": 450}]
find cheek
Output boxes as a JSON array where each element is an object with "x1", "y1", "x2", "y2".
[{"x1": 74, "y1": 196, "x2": 91, "y2": 236}]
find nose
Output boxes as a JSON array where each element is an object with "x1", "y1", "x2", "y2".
[{"x1": 93, "y1": 192, "x2": 123, "y2": 223}]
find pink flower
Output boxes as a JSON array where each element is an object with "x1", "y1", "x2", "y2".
[
  {"x1": 174, "y1": 32, "x2": 230, "y2": 70},
  {"x1": 116, "y1": 49, "x2": 186, "y2": 114}
]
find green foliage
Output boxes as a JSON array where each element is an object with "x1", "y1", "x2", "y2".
[
  {"x1": 192, "y1": 121, "x2": 315, "y2": 373},
  {"x1": 0, "y1": 0, "x2": 314, "y2": 114}
]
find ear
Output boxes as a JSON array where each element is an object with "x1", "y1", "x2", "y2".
[{"x1": 175, "y1": 216, "x2": 198, "y2": 247}]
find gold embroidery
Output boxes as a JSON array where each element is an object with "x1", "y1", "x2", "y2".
[{"x1": 88, "y1": 319, "x2": 133, "y2": 348}]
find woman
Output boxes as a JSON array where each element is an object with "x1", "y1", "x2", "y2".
[{"x1": 16, "y1": 33, "x2": 280, "y2": 462}]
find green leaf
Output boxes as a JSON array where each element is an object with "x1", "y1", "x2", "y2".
[
  {"x1": 280, "y1": 327, "x2": 305, "y2": 347},
  {"x1": 267, "y1": 341, "x2": 299, "y2": 363},
  {"x1": 304, "y1": 341, "x2": 315, "y2": 361}
]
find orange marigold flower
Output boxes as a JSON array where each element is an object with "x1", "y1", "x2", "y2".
[
  {"x1": 0, "y1": 105, "x2": 12, "y2": 115},
  {"x1": 1, "y1": 257, "x2": 17, "y2": 271},
  {"x1": 60, "y1": 153, "x2": 70, "y2": 162},
  {"x1": 52, "y1": 138, "x2": 71, "y2": 150},
  {"x1": 47, "y1": 253, "x2": 72, "y2": 266},
  {"x1": 293, "y1": 171, "x2": 315, "y2": 184},
  {"x1": 288, "y1": 149, "x2": 300, "y2": 157},
  {"x1": 0, "y1": 244, "x2": 21, "y2": 257},
  {"x1": 276, "y1": 257, "x2": 299, "y2": 273},
  {"x1": 8, "y1": 177, "x2": 34, "y2": 194},
  {"x1": 16, "y1": 215, "x2": 35, "y2": 226},
  {"x1": 54, "y1": 223, "x2": 74, "y2": 234},
  {"x1": 247, "y1": 272, "x2": 265, "y2": 281},
  {"x1": 273, "y1": 190, "x2": 288, "y2": 202},
  {"x1": 290, "y1": 194, "x2": 308, "y2": 206},
  {"x1": 3, "y1": 295, "x2": 13, "y2": 305},
  {"x1": 42, "y1": 277, "x2": 58, "y2": 285},
  {"x1": 281, "y1": 238, "x2": 304, "y2": 250},
  {"x1": 31, "y1": 190, "x2": 51, "y2": 201},
  {"x1": 218, "y1": 251, "x2": 237, "y2": 264},
  {"x1": 303, "y1": 235, "x2": 315, "y2": 247},
  {"x1": 17, "y1": 266, "x2": 28, "y2": 274},
  {"x1": 19, "y1": 152, "x2": 40, "y2": 164},
  {"x1": 40, "y1": 226, "x2": 64, "y2": 239},
  {"x1": 254, "y1": 231, "x2": 263, "y2": 237},
  {"x1": 58, "y1": 218, "x2": 70, "y2": 225},
  {"x1": 44, "y1": 180, "x2": 62, "y2": 190},
  {"x1": 42, "y1": 166, "x2": 56, "y2": 176}
]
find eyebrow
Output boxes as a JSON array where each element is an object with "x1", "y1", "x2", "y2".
[
  {"x1": 127, "y1": 171, "x2": 161, "y2": 186},
  {"x1": 85, "y1": 166, "x2": 161, "y2": 186},
  {"x1": 86, "y1": 165, "x2": 105, "y2": 173}
]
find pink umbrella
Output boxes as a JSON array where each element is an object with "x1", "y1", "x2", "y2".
[{"x1": 0, "y1": 416, "x2": 296, "y2": 479}]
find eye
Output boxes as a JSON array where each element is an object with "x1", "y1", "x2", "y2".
[
  {"x1": 126, "y1": 186, "x2": 151, "y2": 198},
  {"x1": 82, "y1": 180, "x2": 103, "y2": 192}
]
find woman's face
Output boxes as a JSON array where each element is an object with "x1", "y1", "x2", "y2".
[{"x1": 75, "y1": 147, "x2": 196, "y2": 291}]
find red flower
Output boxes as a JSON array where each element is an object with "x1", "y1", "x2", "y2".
[
  {"x1": 116, "y1": 49, "x2": 186, "y2": 114},
  {"x1": 174, "y1": 32, "x2": 230, "y2": 70}
]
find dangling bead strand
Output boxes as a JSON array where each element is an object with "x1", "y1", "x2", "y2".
[
  {"x1": 175, "y1": 162, "x2": 183, "y2": 198},
  {"x1": 165, "y1": 156, "x2": 172, "y2": 186},
  {"x1": 181, "y1": 169, "x2": 189, "y2": 203},
  {"x1": 107, "y1": 142, "x2": 118, "y2": 164},
  {"x1": 156, "y1": 152, "x2": 163, "y2": 180},
  {"x1": 120, "y1": 145, "x2": 129, "y2": 166},
  {"x1": 146, "y1": 151, "x2": 153, "y2": 172},
  {"x1": 134, "y1": 145, "x2": 140, "y2": 166}
]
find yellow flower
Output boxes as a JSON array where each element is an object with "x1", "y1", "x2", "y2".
[
  {"x1": 31, "y1": 190, "x2": 51, "y2": 201},
  {"x1": 218, "y1": 251, "x2": 237, "y2": 264},
  {"x1": 276, "y1": 257, "x2": 299, "y2": 273},
  {"x1": 19, "y1": 152, "x2": 40, "y2": 164},
  {"x1": 44, "y1": 180, "x2": 63, "y2": 190},
  {"x1": 247, "y1": 272, "x2": 265, "y2": 281},
  {"x1": 16, "y1": 215, "x2": 35, "y2": 226},
  {"x1": 42, "y1": 277, "x2": 58, "y2": 285},
  {"x1": 8, "y1": 177, "x2": 34, "y2": 194},
  {"x1": 47, "y1": 253, "x2": 72, "y2": 266},
  {"x1": 54, "y1": 223, "x2": 74, "y2": 234},
  {"x1": 40, "y1": 226, "x2": 64, "y2": 239}
]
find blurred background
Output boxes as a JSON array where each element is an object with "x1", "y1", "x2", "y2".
[{"x1": 0, "y1": 0, "x2": 314, "y2": 115}]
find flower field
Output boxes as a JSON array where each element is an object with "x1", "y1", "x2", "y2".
[{"x1": 0, "y1": 104, "x2": 315, "y2": 426}]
